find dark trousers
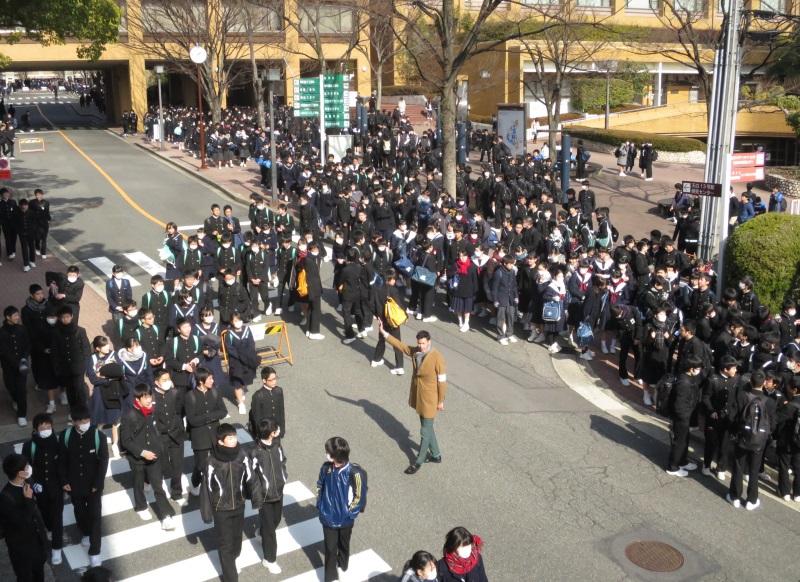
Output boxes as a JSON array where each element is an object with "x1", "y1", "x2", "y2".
[
  {"x1": 778, "y1": 447, "x2": 800, "y2": 498},
  {"x1": 34, "y1": 226, "x2": 48, "y2": 255},
  {"x1": 276, "y1": 271, "x2": 294, "y2": 309},
  {"x1": 617, "y1": 336, "x2": 639, "y2": 380},
  {"x1": 191, "y1": 448, "x2": 211, "y2": 488},
  {"x1": 703, "y1": 418, "x2": 732, "y2": 472},
  {"x1": 667, "y1": 418, "x2": 690, "y2": 471},
  {"x1": 308, "y1": 295, "x2": 322, "y2": 334},
  {"x1": 729, "y1": 445, "x2": 765, "y2": 504},
  {"x1": 19, "y1": 234, "x2": 35, "y2": 267},
  {"x1": 8, "y1": 542, "x2": 45, "y2": 582},
  {"x1": 36, "y1": 487, "x2": 64, "y2": 550},
  {"x1": 0, "y1": 222, "x2": 16, "y2": 256},
  {"x1": 341, "y1": 299, "x2": 363, "y2": 338},
  {"x1": 642, "y1": 162, "x2": 653, "y2": 179},
  {"x1": 1, "y1": 364, "x2": 27, "y2": 418},
  {"x1": 71, "y1": 491, "x2": 102, "y2": 555},
  {"x1": 248, "y1": 280, "x2": 271, "y2": 313},
  {"x1": 322, "y1": 525, "x2": 353, "y2": 582},
  {"x1": 130, "y1": 460, "x2": 173, "y2": 520},
  {"x1": 160, "y1": 435, "x2": 185, "y2": 499},
  {"x1": 214, "y1": 508, "x2": 245, "y2": 582},
  {"x1": 258, "y1": 499, "x2": 283, "y2": 563},
  {"x1": 373, "y1": 325, "x2": 403, "y2": 368},
  {"x1": 576, "y1": 160, "x2": 586, "y2": 179},
  {"x1": 58, "y1": 373, "x2": 86, "y2": 408},
  {"x1": 410, "y1": 282, "x2": 435, "y2": 317}
]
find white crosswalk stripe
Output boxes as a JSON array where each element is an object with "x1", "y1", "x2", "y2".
[
  {"x1": 282, "y1": 550, "x2": 392, "y2": 582},
  {"x1": 87, "y1": 256, "x2": 142, "y2": 287},
  {"x1": 123, "y1": 251, "x2": 166, "y2": 277}
]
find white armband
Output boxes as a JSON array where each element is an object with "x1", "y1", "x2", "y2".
[{"x1": 437, "y1": 374, "x2": 447, "y2": 382}]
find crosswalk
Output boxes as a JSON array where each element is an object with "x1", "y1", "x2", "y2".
[{"x1": 11, "y1": 425, "x2": 392, "y2": 580}]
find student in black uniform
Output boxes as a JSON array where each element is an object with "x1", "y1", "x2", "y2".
[
  {"x1": 141, "y1": 275, "x2": 171, "y2": 333},
  {"x1": 249, "y1": 367, "x2": 286, "y2": 439},
  {"x1": 119, "y1": 384, "x2": 176, "y2": 530},
  {"x1": 244, "y1": 238, "x2": 271, "y2": 319},
  {"x1": 185, "y1": 367, "x2": 228, "y2": 496},
  {"x1": 665, "y1": 357, "x2": 704, "y2": 478},
  {"x1": 59, "y1": 406, "x2": 109, "y2": 568},
  {"x1": 136, "y1": 308, "x2": 165, "y2": 372},
  {"x1": 202, "y1": 423, "x2": 256, "y2": 582},
  {"x1": 0, "y1": 453, "x2": 48, "y2": 582},
  {"x1": 225, "y1": 312, "x2": 259, "y2": 415},
  {"x1": 115, "y1": 301, "x2": 140, "y2": 347},
  {"x1": 49, "y1": 265, "x2": 84, "y2": 325},
  {"x1": 304, "y1": 241, "x2": 325, "y2": 340},
  {"x1": 152, "y1": 369, "x2": 186, "y2": 504},
  {"x1": 274, "y1": 236, "x2": 297, "y2": 316},
  {"x1": 51, "y1": 306, "x2": 91, "y2": 409},
  {"x1": 105, "y1": 265, "x2": 133, "y2": 325},
  {"x1": 21, "y1": 413, "x2": 64, "y2": 566},
  {"x1": 218, "y1": 269, "x2": 251, "y2": 326},
  {"x1": 249, "y1": 418, "x2": 287, "y2": 575},
  {"x1": 371, "y1": 269, "x2": 405, "y2": 374},
  {"x1": 30, "y1": 188, "x2": 51, "y2": 259},
  {"x1": 0, "y1": 305, "x2": 31, "y2": 427}
]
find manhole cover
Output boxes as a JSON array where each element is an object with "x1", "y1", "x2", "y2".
[{"x1": 625, "y1": 541, "x2": 685, "y2": 572}]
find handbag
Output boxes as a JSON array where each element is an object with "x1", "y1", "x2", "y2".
[
  {"x1": 542, "y1": 300, "x2": 561, "y2": 322},
  {"x1": 448, "y1": 274, "x2": 460, "y2": 290},
  {"x1": 576, "y1": 322, "x2": 594, "y2": 347},
  {"x1": 393, "y1": 256, "x2": 414, "y2": 276},
  {"x1": 411, "y1": 266, "x2": 436, "y2": 287}
]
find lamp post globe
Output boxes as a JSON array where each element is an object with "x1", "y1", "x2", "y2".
[{"x1": 189, "y1": 46, "x2": 208, "y2": 169}]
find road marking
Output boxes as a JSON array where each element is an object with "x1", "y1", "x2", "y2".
[
  {"x1": 117, "y1": 517, "x2": 324, "y2": 582},
  {"x1": 56, "y1": 131, "x2": 167, "y2": 230},
  {"x1": 178, "y1": 220, "x2": 251, "y2": 231},
  {"x1": 64, "y1": 483, "x2": 317, "y2": 570},
  {"x1": 282, "y1": 549, "x2": 392, "y2": 582},
  {"x1": 87, "y1": 256, "x2": 141, "y2": 287},
  {"x1": 123, "y1": 251, "x2": 166, "y2": 276}
]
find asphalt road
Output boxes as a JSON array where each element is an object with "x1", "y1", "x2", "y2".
[{"x1": 1, "y1": 110, "x2": 799, "y2": 581}]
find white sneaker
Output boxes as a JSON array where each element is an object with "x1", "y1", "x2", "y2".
[
  {"x1": 509, "y1": 335, "x2": 519, "y2": 343},
  {"x1": 422, "y1": 316, "x2": 438, "y2": 323},
  {"x1": 601, "y1": 341, "x2": 608, "y2": 354},
  {"x1": 405, "y1": 308, "x2": 416, "y2": 316},
  {"x1": 794, "y1": 496, "x2": 800, "y2": 502},
  {"x1": 784, "y1": 494, "x2": 792, "y2": 502},
  {"x1": 111, "y1": 443, "x2": 120, "y2": 458},
  {"x1": 460, "y1": 324, "x2": 469, "y2": 333},
  {"x1": 161, "y1": 516, "x2": 176, "y2": 531},
  {"x1": 620, "y1": 378, "x2": 630, "y2": 386},
  {"x1": 356, "y1": 331, "x2": 367, "y2": 338},
  {"x1": 262, "y1": 560, "x2": 282, "y2": 574},
  {"x1": 23, "y1": 265, "x2": 30, "y2": 272},
  {"x1": 534, "y1": 332, "x2": 546, "y2": 343},
  {"x1": 89, "y1": 554, "x2": 102, "y2": 568},
  {"x1": 41, "y1": 255, "x2": 47, "y2": 259},
  {"x1": 548, "y1": 343, "x2": 561, "y2": 353},
  {"x1": 364, "y1": 326, "x2": 373, "y2": 332},
  {"x1": 51, "y1": 548, "x2": 62, "y2": 565},
  {"x1": 666, "y1": 468, "x2": 688, "y2": 477},
  {"x1": 59, "y1": 392, "x2": 69, "y2": 405},
  {"x1": 371, "y1": 359, "x2": 384, "y2": 368},
  {"x1": 274, "y1": 307, "x2": 282, "y2": 315},
  {"x1": 701, "y1": 467, "x2": 713, "y2": 476},
  {"x1": 265, "y1": 304, "x2": 273, "y2": 315},
  {"x1": 579, "y1": 351, "x2": 593, "y2": 361},
  {"x1": 29, "y1": 262, "x2": 36, "y2": 268},
  {"x1": 189, "y1": 483, "x2": 201, "y2": 496},
  {"x1": 390, "y1": 368, "x2": 405, "y2": 375},
  {"x1": 499, "y1": 337, "x2": 509, "y2": 346},
  {"x1": 252, "y1": 315, "x2": 263, "y2": 323},
  {"x1": 308, "y1": 333, "x2": 325, "y2": 340},
  {"x1": 680, "y1": 462, "x2": 698, "y2": 471},
  {"x1": 415, "y1": 313, "x2": 423, "y2": 320},
  {"x1": 45, "y1": 401, "x2": 56, "y2": 414},
  {"x1": 8, "y1": 253, "x2": 15, "y2": 259},
  {"x1": 643, "y1": 392, "x2": 653, "y2": 406},
  {"x1": 35, "y1": 249, "x2": 41, "y2": 256},
  {"x1": 81, "y1": 536, "x2": 90, "y2": 548},
  {"x1": 717, "y1": 471, "x2": 727, "y2": 480},
  {"x1": 17, "y1": 417, "x2": 27, "y2": 427},
  {"x1": 726, "y1": 493, "x2": 741, "y2": 508},
  {"x1": 137, "y1": 509, "x2": 152, "y2": 521},
  {"x1": 745, "y1": 499, "x2": 761, "y2": 511},
  {"x1": 342, "y1": 337, "x2": 356, "y2": 345},
  {"x1": 175, "y1": 496, "x2": 189, "y2": 506},
  {"x1": 238, "y1": 402, "x2": 247, "y2": 415}
]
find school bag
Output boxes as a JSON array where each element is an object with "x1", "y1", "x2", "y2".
[
  {"x1": 296, "y1": 268, "x2": 309, "y2": 298},
  {"x1": 62, "y1": 426, "x2": 102, "y2": 455},
  {"x1": 580, "y1": 150, "x2": 591, "y2": 162},
  {"x1": 384, "y1": 297, "x2": 408, "y2": 328},
  {"x1": 655, "y1": 374, "x2": 677, "y2": 417},
  {"x1": 737, "y1": 392, "x2": 770, "y2": 450}
]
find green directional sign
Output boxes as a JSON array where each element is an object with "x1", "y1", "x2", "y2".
[{"x1": 293, "y1": 74, "x2": 348, "y2": 127}]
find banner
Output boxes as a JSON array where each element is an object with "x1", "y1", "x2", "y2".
[{"x1": 497, "y1": 105, "x2": 526, "y2": 158}]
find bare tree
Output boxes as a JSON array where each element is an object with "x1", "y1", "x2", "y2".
[
  {"x1": 391, "y1": 0, "x2": 559, "y2": 197},
  {"x1": 519, "y1": 4, "x2": 609, "y2": 161},
  {"x1": 355, "y1": 0, "x2": 404, "y2": 110},
  {"x1": 126, "y1": 0, "x2": 251, "y2": 123}
]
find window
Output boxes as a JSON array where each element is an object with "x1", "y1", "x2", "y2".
[
  {"x1": 627, "y1": 0, "x2": 658, "y2": 10},
  {"x1": 672, "y1": 0, "x2": 705, "y2": 13},
  {"x1": 141, "y1": 0, "x2": 206, "y2": 33},
  {"x1": 229, "y1": 6, "x2": 282, "y2": 33},
  {"x1": 576, "y1": 0, "x2": 611, "y2": 7},
  {"x1": 758, "y1": 0, "x2": 786, "y2": 13},
  {"x1": 299, "y1": 4, "x2": 355, "y2": 34}
]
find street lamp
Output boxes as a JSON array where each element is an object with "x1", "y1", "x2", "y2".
[
  {"x1": 189, "y1": 45, "x2": 208, "y2": 170},
  {"x1": 155, "y1": 65, "x2": 165, "y2": 151},
  {"x1": 601, "y1": 60, "x2": 618, "y2": 130},
  {"x1": 266, "y1": 67, "x2": 281, "y2": 203}
]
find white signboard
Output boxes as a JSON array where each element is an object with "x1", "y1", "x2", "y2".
[
  {"x1": 497, "y1": 106, "x2": 526, "y2": 158},
  {"x1": 327, "y1": 134, "x2": 353, "y2": 162}
]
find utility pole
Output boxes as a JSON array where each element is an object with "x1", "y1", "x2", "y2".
[
  {"x1": 698, "y1": 0, "x2": 742, "y2": 295},
  {"x1": 267, "y1": 68, "x2": 281, "y2": 203},
  {"x1": 155, "y1": 65, "x2": 165, "y2": 151},
  {"x1": 319, "y1": 72, "x2": 326, "y2": 165}
]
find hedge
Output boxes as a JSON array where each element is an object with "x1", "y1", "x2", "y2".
[
  {"x1": 571, "y1": 78, "x2": 636, "y2": 114},
  {"x1": 726, "y1": 212, "x2": 800, "y2": 313},
  {"x1": 565, "y1": 125, "x2": 707, "y2": 152}
]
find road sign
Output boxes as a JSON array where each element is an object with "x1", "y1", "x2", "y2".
[
  {"x1": 730, "y1": 151, "x2": 765, "y2": 167},
  {"x1": 0, "y1": 158, "x2": 11, "y2": 180},
  {"x1": 729, "y1": 166, "x2": 765, "y2": 183},
  {"x1": 293, "y1": 74, "x2": 348, "y2": 127},
  {"x1": 682, "y1": 180, "x2": 722, "y2": 197}
]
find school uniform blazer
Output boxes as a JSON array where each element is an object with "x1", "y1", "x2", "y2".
[{"x1": 385, "y1": 335, "x2": 447, "y2": 419}]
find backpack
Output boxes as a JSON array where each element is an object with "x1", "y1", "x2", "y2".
[
  {"x1": 614, "y1": 148, "x2": 621, "y2": 158},
  {"x1": 349, "y1": 462, "x2": 368, "y2": 513},
  {"x1": 737, "y1": 392, "x2": 770, "y2": 450},
  {"x1": 296, "y1": 268, "x2": 309, "y2": 298},
  {"x1": 63, "y1": 426, "x2": 102, "y2": 455},
  {"x1": 384, "y1": 297, "x2": 407, "y2": 328},
  {"x1": 651, "y1": 149, "x2": 659, "y2": 162},
  {"x1": 580, "y1": 150, "x2": 591, "y2": 162},
  {"x1": 655, "y1": 374, "x2": 677, "y2": 417},
  {"x1": 581, "y1": 225, "x2": 596, "y2": 249}
]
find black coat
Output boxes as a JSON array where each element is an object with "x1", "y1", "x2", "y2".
[
  {"x1": 153, "y1": 387, "x2": 185, "y2": 445},
  {"x1": 184, "y1": 387, "x2": 227, "y2": 451},
  {"x1": 437, "y1": 555, "x2": 489, "y2": 582},
  {"x1": 669, "y1": 373, "x2": 700, "y2": 422},
  {"x1": 249, "y1": 386, "x2": 286, "y2": 438},
  {"x1": 50, "y1": 323, "x2": 90, "y2": 376},
  {"x1": 304, "y1": 254, "x2": 324, "y2": 299},
  {"x1": 21, "y1": 433, "x2": 63, "y2": 490},
  {"x1": 120, "y1": 406, "x2": 165, "y2": 463},
  {"x1": 58, "y1": 426, "x2": 109, "y2": 495},
  {"x1": 0, "y1": 483, "x2": 47, "y2": 566},
  {"x1": 0, "y1": 322, "x2": 30, "y2": 369}
]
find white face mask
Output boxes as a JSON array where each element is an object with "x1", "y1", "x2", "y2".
[
  {"x1": 233, "y1": 321, "x2": 243, "y2": 330},
  {"x1": 222, "y1": 243, "x2": 232, "y2": 249},
  {"x1": 46, "y1": 317, "x2": 57, "y2": 326},
  {"x1": 189, "y1": 245, "x2": 198, "y2": 251},
  {"x1": 114, "y1": 273, "x2": 124, "y2": 280},
  {"x1": 788, "y1": 309, "x2": 797, "y2": 317},
  {"x1": 131, "y1": 347, "x2": 144, "y2": 358},
  {"x1": 127, "y1": 309, "x2": 139, "y2": 318},
  {"x1": 38, "y1": 429, "x2": 53, "y2": 439},
  {"x1": 456, "y1": 545, "x2": 472, "y2": 559},
  {"x1": 158, "y1": 380, "x2": 173, "y2": 391},
  {"x1": 154, "y1": 284, "x2": 165, "y2": 293},
  {"x1": 22, "y1": 465, "x2": 33, "y2": 480},
  {"x1": 225, "y1": 279, "x2": 235, "y2": 286},
  {"x1": 423, "y1": 569, "x2": 438, "y2": 581},
  {"x1": 77, "y1": 422, "x2": 91, "y2": 433},
  {"x1": 67, "y1": 275, "x2": 78, "y2": 283},
  {"x1": 656, "y1": 313, "x2": 667, "y2": 323},
  {"x1": 251, "y1": 245, "x2": 260, "y2": 253},
  {"x1": 204, "y1": 316, "x2": 214, "y2": 324}
]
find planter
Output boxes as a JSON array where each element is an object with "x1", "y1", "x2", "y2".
[
  {"x1": 576, "y1": 138, "x2": 706, "y2": 165},
  {"x1": 765, "y1": 170, "x2": 800, "y2": 197}
]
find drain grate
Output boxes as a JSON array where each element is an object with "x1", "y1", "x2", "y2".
[{"x1": 624, "y1": 541, "x2": 685, "y2": 573}]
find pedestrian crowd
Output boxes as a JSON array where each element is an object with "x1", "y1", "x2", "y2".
[{"x1": 0, "y1": 97, "x2": 798, "y2": 581}]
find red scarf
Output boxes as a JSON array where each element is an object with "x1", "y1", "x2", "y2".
[
  {"x1": 134, "y1": 399, "x2": 154, "y2": 418},
  {"x1": 444, "y1": 535, "x2": 482, "y2": 576},
  {"x1": 456, "y1": 258, "x2": 471, "y2": 277}
]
